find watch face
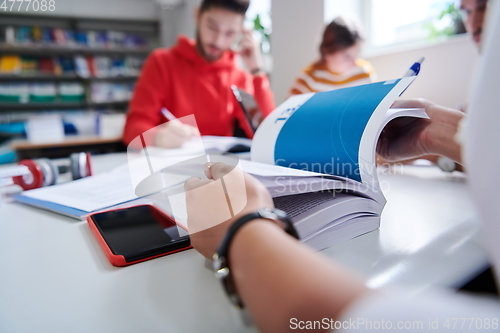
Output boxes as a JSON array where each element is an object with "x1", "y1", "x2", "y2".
[
  {"x1": 438, "y1": 157, "x2": 456, "y2": 172},
  {"x1": 259, "y1": 207, "x2": 286, "y2": 220},
  {"x1": 273, "y1": 208, "x2": 288, "y2": 220}
]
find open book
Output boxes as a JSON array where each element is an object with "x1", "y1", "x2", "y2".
[
  {"x1": 244, "y1": 76, "x2": 427, "y2": 250},
  {"x1": 150, "y1": 77, "x2": 427, "y2": 251}
]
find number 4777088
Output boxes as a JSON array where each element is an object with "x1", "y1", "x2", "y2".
[{"x1": 1, "y1": 0, "x2": 55, "y2": 12}]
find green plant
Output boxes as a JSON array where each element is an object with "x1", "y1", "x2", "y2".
[
  {"x1": 426, "y1": 2, "x2": 466, "y2": 39},
  {"x1": 252, "y1": 14, "x2": 271, "y2": 53}
]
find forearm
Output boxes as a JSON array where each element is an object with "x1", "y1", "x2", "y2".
[{"x1": 229, "y1": 220, "x2": 369, "y2": 333}]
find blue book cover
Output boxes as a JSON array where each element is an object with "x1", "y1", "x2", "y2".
[{"x1": 251, "y1": 77, "x2": 424, "y2": 187}]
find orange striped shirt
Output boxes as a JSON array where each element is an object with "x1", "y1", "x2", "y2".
[{"x1": 290, "y1": 59, "x2": 376, "y2": 95}]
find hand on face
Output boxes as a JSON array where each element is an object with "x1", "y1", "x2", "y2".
[
  {"x1": 238, "y1": 29, "x2": 264, "y2": 73},
  {"x1": 184, "y1": 162, "x2": 274, "y2": 258}
]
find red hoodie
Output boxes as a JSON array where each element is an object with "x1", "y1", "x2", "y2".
[{"x1": 122, "y1": 35, "x2": 275, "y2": 146}]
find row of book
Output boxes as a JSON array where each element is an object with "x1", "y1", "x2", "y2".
[
  {"x1": 0, "y1": 82, "x2": 134, "y2": 104},
  {"x1": 0, "y1": 55, "x2": 145, "y2": 78},
  {"x1": 1, "y1": 25, "x2": 149, "y2": 49},
  {"x1": 0, "y1": 110, "x2": 126, "y2": 144}
]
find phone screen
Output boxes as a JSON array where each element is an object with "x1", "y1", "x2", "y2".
[{"x1": 91, "y1": 205, "x2": 190, "y2": 263}]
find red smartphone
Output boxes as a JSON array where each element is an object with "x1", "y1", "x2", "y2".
[{"x1": 87, "y1": 204, "x2": 191, "y2": 266}]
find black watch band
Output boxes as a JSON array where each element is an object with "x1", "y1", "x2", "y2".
[{"x1": 212, "y1": 208, "x2": 299, "y2": 308}]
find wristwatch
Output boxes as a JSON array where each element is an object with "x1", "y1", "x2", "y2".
[
  {"x1": 212, "y1": 208, "x2": 299, "y2": 308},
  {"x1": 437, "y1": 156, "x2": 456, "y2": 172},
  {"x1": 250, "y1": 67, "x2": 265, "y2": 76}
]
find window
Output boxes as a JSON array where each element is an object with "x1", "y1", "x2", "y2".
[
  {"x1": 324, "y1": 0, "x2": 464, "y2": 50},
  {"x1": 369, "y1": 0, "x2": 460, "y2": 47},
  {"x1": 245, "y1": 0, "x2": 271, "y2": 53}
]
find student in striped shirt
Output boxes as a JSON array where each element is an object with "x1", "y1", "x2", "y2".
[{"x1": 290, "y1": 16, "x2": 376, "y2": 96}]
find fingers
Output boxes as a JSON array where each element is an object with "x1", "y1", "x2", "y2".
[
  {"x1": 203, "y1": 162, "x2": 236, "y2": 180},
  {"x1": 240, "y1": 29, "x2": 253, "y2": 43},
  {"x1": 203, "y1": 163, "x2": 214, "y2": 179},
  {"x1": 391, "y1": 98, "x2": 430, "y2": 110},
  {"x1": 155, "y1": 121, "x2": 200, "y2": 148},
  {"x1": 242, "y1": 29, "x2": 252, "y2": 37},
  {"x1": 238, "y1": 30, "x2": 256, "y2": 53},
  {"x1": 184, "y1": 177, "x2": 211, "y2": 191},
  {"x1": 189, "y1": 125, "x2": 201, "y2": 137},
  {"x1": 169, "y1": 121, "x2": 198, "y2": 140}
]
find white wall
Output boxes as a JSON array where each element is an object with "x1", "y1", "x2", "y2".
[
  {"x1": 365, "y1": 35, "x2": 479, "y2": 108},
  {"x1": 324, "y1": 0, "x2": 361, "y2": 23},
  {"x1": 160, "y1": 0, "x2": 201, "y2": 47},
  {"x1": 271, "y1": 0, "x2": 325, "y2": 103}
]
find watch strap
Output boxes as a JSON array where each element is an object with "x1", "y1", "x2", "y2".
[{"x1": 213, "y1": 208, "x2": 298, "y2": 308}]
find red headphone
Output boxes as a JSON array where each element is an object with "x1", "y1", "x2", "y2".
[{"x1": 12, "y1": 152, "x2": 93, "y2": 191}]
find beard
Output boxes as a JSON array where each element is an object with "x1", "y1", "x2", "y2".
[{"x1": 195, "y1": 29, "x2": 223, "y2": 62}]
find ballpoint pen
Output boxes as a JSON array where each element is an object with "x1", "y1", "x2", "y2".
[
  {"x1": 403, "y1": 57, "x2": 425, "y2": 77},
  {"x1": 161, "y1": 107, "x2": 177, "y2": 121}
]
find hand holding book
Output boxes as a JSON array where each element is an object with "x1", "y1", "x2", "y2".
[{"x1": 378, "y1": 99, "x2": 464, "y2": 164}]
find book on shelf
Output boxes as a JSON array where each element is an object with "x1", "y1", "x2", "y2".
[
  {"x1": 0, "y1": 54, "x2": 144, "y2": 79},
  {"x1": 1, "y1": 25, "x2": 149, "y2": 49}
]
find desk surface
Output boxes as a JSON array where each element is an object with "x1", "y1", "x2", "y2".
[{"x1": 0, "y1": 154, "x2": 489, "y2": 333}]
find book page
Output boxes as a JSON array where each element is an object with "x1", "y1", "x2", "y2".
[
  {"x1": 274, "y1": 191, "x2": 347, "y2": 218},
  {"x1": 253, "y1": 174, "x2": 379, "y2": 201},
  {"x1": 239, "y1": 159, "x2": 324, "y2": 177}
]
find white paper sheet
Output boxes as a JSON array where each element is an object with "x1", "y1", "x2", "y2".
[{"x1": 22, "y1": 172, "x2": 137, "y2": 212}]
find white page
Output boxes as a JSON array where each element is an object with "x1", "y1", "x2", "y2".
[
  {"x1": 22, "y1": 172, "x2": 137, "y2": 212},
  {"x1": 239, "y1": 159, "x2": 324, "y2": 177},
  {"x1": 253, "y1": 175, "x2": 375, "y2": 199},
  {"x1": 140, "y1": 143, "x2": 205, "y2": 158},
  {"x1": 200, "y1": 136, "x2": 252, "y2": 152},
  {"x1": 141, "y1": 136, "x2": 251, "y2": 157}
]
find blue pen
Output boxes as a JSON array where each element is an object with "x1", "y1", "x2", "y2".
[{"x1": 403, "y1": 57, "x2": 425, "y2": 77}]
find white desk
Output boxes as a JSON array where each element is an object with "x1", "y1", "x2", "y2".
[{"x1": 0, "y1": 154, "x2": 489, "y2": 333}]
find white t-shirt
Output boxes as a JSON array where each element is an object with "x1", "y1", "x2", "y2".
[
  {"x1": 337, "y1": 1, "x2": 500, "y2": 331},
  {"x1": 339, "y1": 290, "x2": 500, "y2": 332}
]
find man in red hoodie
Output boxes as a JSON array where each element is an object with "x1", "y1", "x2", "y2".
[{"x1": 123, "y1": 0, "x2": 275, "y2": 148}]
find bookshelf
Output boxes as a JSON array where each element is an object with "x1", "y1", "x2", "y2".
[
  {"x1": 0, "y1": 44, "x2": 152, "y2": 56},
  {"x1": 0, "y1": 73, "x2": 138, "y2": 81},
  {"x1": 0, "y1": 13, "x2": 158, "y2": 159}
]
